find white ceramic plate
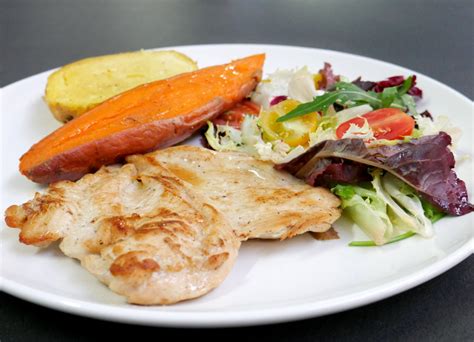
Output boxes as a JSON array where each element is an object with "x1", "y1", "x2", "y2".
[{"x1": 1, "y1": 44, "x2": 473, "y2": 328}]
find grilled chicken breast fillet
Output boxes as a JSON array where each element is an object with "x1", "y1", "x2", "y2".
[
  {"x1": 148, "y1": 146, "x2": 341, "y2": 240},
  {"x1": 5, "y1": 157, "x2": 240, "y2": 305},
  {"x1": 5, "y1": 146, "x2": 341, "y2": 304}
]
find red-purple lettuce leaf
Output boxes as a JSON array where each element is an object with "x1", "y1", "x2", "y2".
[
  {"x1": 420, "y1": 110, "x2": 433, "y2": 120},
  {"x1": 277, "y1": 132, "x2": 473, "y2": 216},
  {"x1": 270, "y1": 95, "x2": 288, "y2": 106},
  {"x1": 318, "y1": 63, "x2": 340, "y2": 89},
  {"x1": 373, "y1": 76, "x2": 405, "y2": 92},
  {"x1": 374, "y1": 75, "x2": 423, "y2": 98},
  {"x1": 305, "y1": 159, "x2": 371, "y2": 186},
  {"x1": 352, "y1": 75, "x2": 423, "y2": 98},
  {"x1": 352, "y1": 77, "x2": 376, "y2": 91}
]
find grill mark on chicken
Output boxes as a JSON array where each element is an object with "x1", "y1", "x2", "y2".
[
  {"x1": 110, "y1": 251, "x2": 161, "y2": 277},
  {"x1": 206, "y1": 252, "x2": 229, "y2": 270}
]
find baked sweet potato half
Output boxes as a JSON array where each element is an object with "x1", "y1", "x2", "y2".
[{"x1": 20, "y1": 54, "x2": 265, "y2": 184}]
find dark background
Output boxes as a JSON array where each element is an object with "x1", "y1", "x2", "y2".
[{"x1": 1, "y1": 0, "x2": 473, "y2": 341}]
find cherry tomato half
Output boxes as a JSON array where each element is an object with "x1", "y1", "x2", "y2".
[
  {"x1": 336, "y1": 108, "x2": 415, "y2": 140},
  {"x1": 212, "y1": 100, "x2": 261, "y2": 128}
]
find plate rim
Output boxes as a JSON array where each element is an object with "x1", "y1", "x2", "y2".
[
  {"x1": 1, "y1": 239, "x2": 472, "y2": 327},
  {"x1": 1, "y1": 43, "x2": 473, "y2": 327}
]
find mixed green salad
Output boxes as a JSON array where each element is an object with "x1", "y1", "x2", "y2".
[{"x1": 204, "y1": 63, "x2": 473, "y2": 246}]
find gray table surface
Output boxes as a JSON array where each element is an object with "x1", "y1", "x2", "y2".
[{"x1": 1, "y1": 0, "x2": 473, "y2": 340}]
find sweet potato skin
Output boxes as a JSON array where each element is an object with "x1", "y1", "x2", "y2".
[
  {"x1": 25, "y1": 98, "x2": 227, "y2": 183},
  {"x1": 20, "y1": 54, "x2": 264, "y2": 184}
]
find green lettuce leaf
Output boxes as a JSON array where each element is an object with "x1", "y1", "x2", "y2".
[
  {"x1": 331, "y1": 170, "x2": 435, "y2": 246},
  {"x1": 332, "y1": 182, "x2": 393, "y2": 245},
  {"x1": 421, "y1": 199, "x2": 446, "y2": 223}
]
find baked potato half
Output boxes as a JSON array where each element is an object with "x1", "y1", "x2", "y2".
[{"x1": 45, "y1": 50, "x2": 198, "y2": 122}]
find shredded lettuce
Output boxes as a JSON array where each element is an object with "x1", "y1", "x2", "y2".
[
  {"x1": 415, "y1": 115, "x2": 462, "y2": 147},
  {"x1": 332, "y1": 181, "x2": 393, "y2": 245},
  {"x1": 308, "y1": 113, "x2": 338, "y2": 146},
  {"x1": 335, "y1": 104, "x2": 373, "y2": 124},
  {"x1": 204, "y1": 116, "x2": 306, "y2": 163},
  {"x1": 251, "y1": 70, "x2": 293, "y2": 109},
  {"x1": 205, "y1": 116, "x2": 263, "y2": 155},
  {"x1": 205, "y1": 122, "x2": 242, "y2": 151},
  {"x1": 332, "y1": 170, "x2": 436, "y2": 245},
  {"x1": 340, "y1": 118, "x2": 374, "y2": 140},
  {"x1": 377, "y1": 171, "x2": 433, "y2": 238},
  {"x1": 307, "y1": 104, "x2": 375, "y2": 145},
  {"x1": 251, "y1": 67, "x2": 324, "y2": 109},
  {"x1": 287, "y1": 68, "x2": 322, "y2": 103}
]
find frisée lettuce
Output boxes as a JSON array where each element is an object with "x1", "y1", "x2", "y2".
[{"x1": 205, "y1": 116, "x2": 306, "y2": 163}]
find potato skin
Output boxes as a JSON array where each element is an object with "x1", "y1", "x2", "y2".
[{"x1": 46, "y1": 101, "x2": 92, "y2": 123}]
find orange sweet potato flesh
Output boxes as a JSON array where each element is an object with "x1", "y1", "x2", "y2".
[{"x1": 20, "y1": 54, "x2": 265, "y2": 184}]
